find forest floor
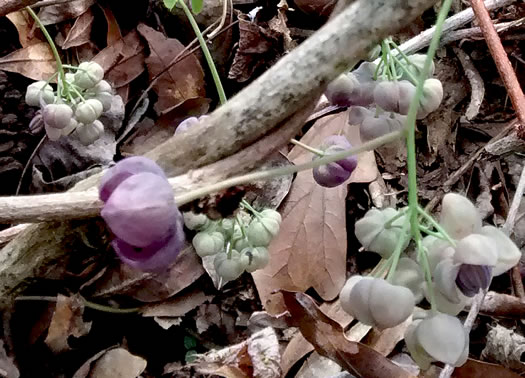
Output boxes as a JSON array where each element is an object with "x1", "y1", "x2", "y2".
[{"x1": 1, "y1": 0, "x2": 525, "y2": 377}]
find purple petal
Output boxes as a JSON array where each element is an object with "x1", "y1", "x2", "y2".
[
  {"x1": 455, "y1": 264, "x2": 492, "y2": 297},
  {"x1": 101, "y1": 172, "x2": 179, "y2": 247},
  {"x1": 99, "y1": 156, "x2": 166, "y2": 202},
  {"x1": 111, "y1": 222, "x2": 185, "y2": 272}
]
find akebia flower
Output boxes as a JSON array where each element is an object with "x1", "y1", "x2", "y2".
[
  {"x1": 354, "y1": 207, "x2": 409, "y2": 258},
  {"x1": 111, "y1": 221, "x2": 184, "y2": 272},
  {"x1": 339, "y1": 276, "x2": 415, "y2": 329},
  {"x1": 405, "y1": 312, "x2": 468, "y2": 369},
  {"x1": 99, "y1": 157, "x2": 185, "y2": 271},
  {"x1": 99, "y1": 156, "x2": 167, "y2": 202},
  {"x1": 312, "y1": 135, "x2": 357, "y2": 188},
  {"x1": 101, "y1": 172, "x2": 180, "y2": 247}
]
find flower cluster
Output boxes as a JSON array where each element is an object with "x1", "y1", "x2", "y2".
[
  {"x1": 98, "y1": 156, "x2": 185, "y2": 272},
  {"x1": 312, "y1": 135, "x2": 358, "y2": 188},
  {"x1": 184, "y1": 206, "x2": 281, "y2": 281},
  {"x1": 325, "y1": 54, "x2": 443, "y2": 142},
  {"x1": 340, "y1": 193, "x2": 521, "y2": 369},
  {"x1": 26, "y1": 61, "x2": 112, "y2": 145}
]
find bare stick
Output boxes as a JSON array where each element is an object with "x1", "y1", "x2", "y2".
[
  {"x1": 470, "y1": 0, "x2": 525, "y2": 138},
  {"x1": 397, "y1": 0, "x2": 517, "y2": 55}
]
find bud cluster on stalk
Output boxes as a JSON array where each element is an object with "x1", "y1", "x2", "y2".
[
  {"x1": 325, "y1": 54, "x2": 444, "y2": 142},
  {"x1": 98, "y1": 156, "x2": 185, "y2": 272},
  {"x1": 340, "y1": 192, "x2": 521, "y2": 369},
  {"x1": 184, "y1": 207, "x2": 281, "y2": 281},
  {"x1": 25, "y1": 61, "x2": 113, "y2": 145}
]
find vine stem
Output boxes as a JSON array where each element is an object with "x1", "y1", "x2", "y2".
[
  {"x1": 403, "y1": 0, "x2": 454, "y2": 310},
  {"x1": 290, "y1": 139, "x2": 325, "y2": 156},
  {"x1": 0, "y1": 130, "x2": 404, "y2": 224},
  {"x1": 174, "y1": 0, "x2": 228, "y2": 105},
  {"x1": 25, "y1": 6, "x2": 68, "y2": 95}
]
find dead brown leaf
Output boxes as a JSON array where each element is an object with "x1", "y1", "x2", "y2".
[
  {"x1": 0, "y1": 42, "x2": 56, "y2": 81},
  {"x1": 98, "y1": 4, "x2": 122, "y2": 46},
  {"x1": 141, "y1": 288, "x2": 212, "y2": 317},
  {"x1": 44, "y1": 294, "x2": 92, "y2": 354},
  {"x1": 252, "y1": 112, "x2": 377, "y2": 315},
  {"x1": 61, "y1": 8, "x2": 94, "y2": 49},
  {"x1": 452, "y1": 359, "x2": 521, "y2": 378},
  {"x1": 38, "y1": 0, "x2": 95, "y2": 25},
  {"x1": 281, "y1": 291, "x2": 415, "y2": 378},
  {"x1": 228, "y1": 16, "x2": 281, "y2": 83},
  {"x1": 91, "y1": 244, "x2": 205, "y2": 302},
  {"x1": 73, "y1": 347, "x2": 146, "y2": 378},
  {"x1": 6, "y1": 10, "x2": 42, "y2": 47},
  {"x1": 93, "y1": 29, "x2": 146, "y2": 90},
  {"x1": 363, "y1": 316, "x2": 412, "y2": 356},
  {"x1": 137, "y1": 23, "x2": 206, "y2": 114},
  {"x1": 192, "y1": 327, "x2": 281, "y2": 378}
]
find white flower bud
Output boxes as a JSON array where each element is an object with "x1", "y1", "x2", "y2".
[
  {"x1": 339, "y1": 276, "x2": 414, "y2": 329},
  {"x1": 192, "y1": 231, "x2": 224, "y2": 257},
  {"x1": 354, "y1": 208, "x2": 409, "y2": 258},
  {"x1": 439, "y1": 193, "x2": 482, "y2": 240},
  {"x1": 74, "y1": 61, "x2": 104, "y2": 89},
  {"x1": 480, "y1": 225, "x2": 521, "y2": 276},
  {"x1": 214, "y1": 250, "x2": 245, "y2": 281},
  {"x1": 76, "y1": 120, "x2": 104, "y2": 145},
  {"x1": 75, "y1": 99, "x2": 103, "y2": 124},
  {"x1": 405, "y1": 312, "x2": 468, "y2": 369},
  {"x1": 25, "y1": 81, "x2": 54, "y2": 106}
]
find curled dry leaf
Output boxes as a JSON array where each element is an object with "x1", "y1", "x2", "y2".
[
  {"x1": 252, "y1": 111, "x2": 377, "y2": 315},
  {"x1": 37, "y1": 0, "x2": 96, "y2": 25},
  {"x1": 281, "y1": 291, "x2": 415, "y2": 378},
  {"x1": 6, "y1": 10, "x2": 43, "y2": 48},
  {"x1": 90, "y1": 243, "x2": 205, "y2": 302},
  {"x1": 137, "y1": 23, "x2": 206, "y2": 115},
  {"x1": 0, "y1": 42, "x2": 56, "y2": 81},
  {"x1": 44, "y1": 294, "x2": 92, "y2": 354},
  {"x1": 191, "y1": 327, "x2": 281, "y2": 378},
  {"x1": 92, "y1": 30, "x2": 146, "y2": 92},
  {"x1": 61, "y1": 8, "x2": 95, "y2": 49}
]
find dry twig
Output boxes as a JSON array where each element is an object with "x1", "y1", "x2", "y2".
[{"x1": 470, "y1": 0, "x2": 525, "y2": 138}]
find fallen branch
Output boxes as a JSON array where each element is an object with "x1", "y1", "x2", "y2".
[{"x1": 470, "y1": 0, "x2": 525, "y2": 138}]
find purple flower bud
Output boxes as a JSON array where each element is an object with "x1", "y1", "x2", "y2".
[
  {"x1": 99, "y1": 156, "x2": 167, "y2": 202},
  {"x1": 101, "y1": 172, "x2": 179, "y2": 247},
  {"x1": 312, "y1": 135, "x2": 357, "y2": 188},
  {"x1": 174, "y1": 115, "x2": 209, "y2": 135},
  {"x1": 455, "y1": 264, "x2": 492, "y2": 297},
  {"x1": 111, "y1": 221, "x2": 185, "y2": 272}
]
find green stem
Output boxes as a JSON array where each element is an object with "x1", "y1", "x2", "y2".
[
  {"x1": 404, "y1": 0, "x2": 454, "y2": 245},
  {"x1": 26, "y1": 7, "x2": 68, "y2": 95},
  {"x1": 15, "y1": 295, "x2": 140, "y2": 314},
  {"x1": 417, "y1": 205, "x2": 456, "y2": 246},
  {"x1": 386, "y1": 218, "x2": 410, "y2": 282},
  {"x1": 383, "y1": 206, "x2": 408, "y2": 228},
  {"x1": 175, "y1": 129, "x2": 404, "y2": 206},
  {"x1": 418, "y1": 225, "x2": 447, "y2": 240},
  {"x1": 417, "y1": 238, "x2": 437, "y2": 313},
  {"x1": 390, "y1": 55, "x2": 419, "y2": 85},
  {"x1": 290, "y1": 139, "x2": 325, "y2": 156},
  {"x1": 175, "y1": 0, "x2": 227, "y2": 105}
]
